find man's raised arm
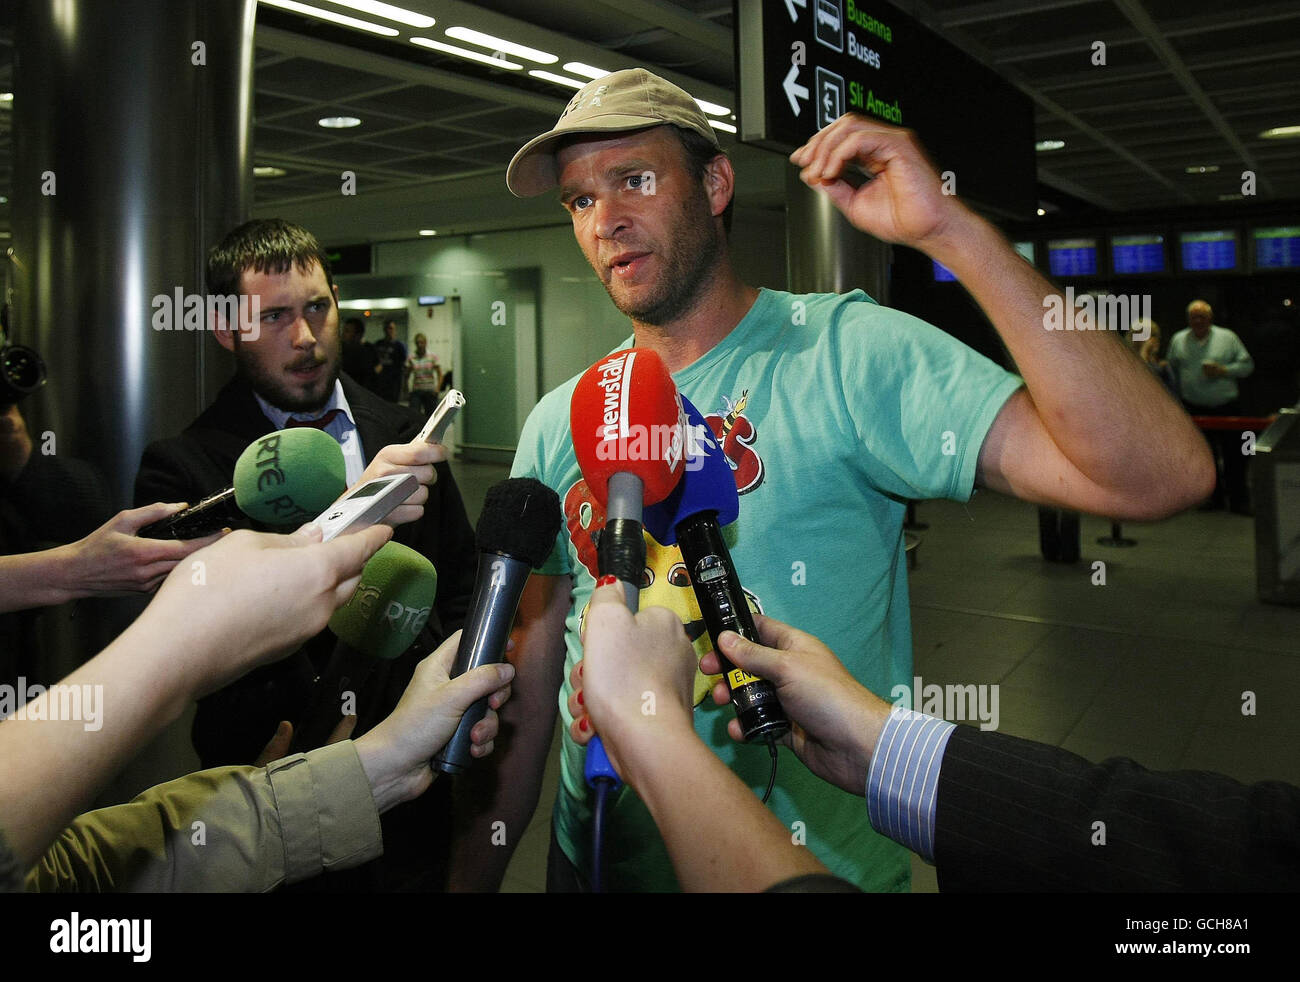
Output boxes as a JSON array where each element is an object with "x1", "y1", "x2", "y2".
[{"x1": 791, "y1": 115, "x2": 1214, "y2": 521}]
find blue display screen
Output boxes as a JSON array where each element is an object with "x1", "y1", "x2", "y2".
[
  {"x1": 1111, "y1": 234, "x2": 1165, "y2": 274},
  {"x1": 1048, "y1": 239, "x2": 1098, "y2": 277},
  {"x1": 933, "y1": 260, "x2": 957, "y2": 282},
  {"x1": 1181, "y1": 231, "x2": 1237, "y2": 271},
  {"x1": 1254, "y1": 228, "x2": 1300, "y2": 270}
]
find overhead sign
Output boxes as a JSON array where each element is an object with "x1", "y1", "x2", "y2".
[
  {"x1": 740, "y1": 0, "x2": 906, "y2": 146},
  {"x1": 737, "y1": 0, "x2": 1035, "y2": 218}
]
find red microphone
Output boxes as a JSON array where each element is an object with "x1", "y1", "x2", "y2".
[
  {"x1": 570, "y1": 348, "x2": 686, "y2": 607},
  {"x1": 570, "y1": 348, "x2": 687, "y2": 890}
]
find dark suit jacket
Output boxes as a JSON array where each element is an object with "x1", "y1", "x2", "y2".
[
  {"x1": 934, "y1": 726, "x2": 1300, "y2": 891},
  {"x1": 135, "y1": 373, "x2": 479, "y2": 891}
]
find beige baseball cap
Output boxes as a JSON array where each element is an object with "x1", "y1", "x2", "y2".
[{"x1": 506, "y1": 68, "x2": 719, "y2": 198}]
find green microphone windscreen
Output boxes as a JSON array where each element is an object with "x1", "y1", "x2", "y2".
[
  {"x1": 232, "y1": 428, "x2": 347, "y2": 527},
  {"x1": 329, "y1": 541, "x2": 438, "y2": 660}
]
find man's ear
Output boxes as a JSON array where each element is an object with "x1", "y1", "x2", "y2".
[
  {"x1": 703, "y1": 154, "x2": 735, "y2": 221},
  {"x1": 213, "y1": 311, "x2": 237, "y2": 353}
]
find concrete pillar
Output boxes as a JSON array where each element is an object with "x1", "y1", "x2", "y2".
[{"x1": 785, "y1": 167, "x2": 890, "y2": 303}]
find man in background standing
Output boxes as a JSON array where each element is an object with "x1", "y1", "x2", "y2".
[
  {"x1": 1167, "y1": 300, "x2": 1255, "y2": 514},
  {"x1": 406, "y1": 333, "x2": 442, "y2": 416},
  {"x1": 341, "y1": 316, "x2": 379, "y2": 390},
  {"x1": 373, "y1": 319, "x2": 408, "y2": 402}
]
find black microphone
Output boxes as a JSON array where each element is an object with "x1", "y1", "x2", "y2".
[
  {"x1": 644, "y1": 394, "x2": 789, "y2": 742},
  {"x1": 434, "y1": 477, "x2": 561, "y2": 774}
]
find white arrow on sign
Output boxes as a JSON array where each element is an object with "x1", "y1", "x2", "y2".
[
  {"x1": 784, "y1": 0, "x2": 807, "y2": 22},
  {"x1": 783, "y1": 65, "x2": 809, "y2": 116}
]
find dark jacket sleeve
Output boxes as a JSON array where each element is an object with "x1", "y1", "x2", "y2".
[
  {"x1": 934, "y1": 725, "x2": 1300, "y2": 891},
  {"x1": 6, "y1": 452, "x2": 114, "y2": 542},
  {"x1": 134, "y1": 430, "x2": 246, "y2": 512}
]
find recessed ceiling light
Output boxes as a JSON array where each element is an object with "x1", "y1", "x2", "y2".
[
  {"x1": 410, "y1": 37, "x2": 522, "y2": 70},
  {"x1": 419, "y1": 229, "x2": 437, "y2": 236},
  {"x1": 563, "y1": 62, "x2": 610, "y2": 80},
  {"x1": 328, "y1": 1, "x2": 434, "y2": 28},
  {"x1": 1185, "y1": 164, "x2": 1220, "y2": 174},
  {"x1": 258, "y1": 0, "x2": 399, "y2": 36},
  {"x1": 0, "y1": 92, "x2": 12, "y2": 104},
  {"x1": 254, "y1": 165, "x2": 287, "y2": 177},
  {"x1": 1035, "y1": 139, "x2": 1065, "y2": 152},
  {"x1": 444, "y1": 26, "x2": 557, "y2": 64},
  {"x1": 1260, "y1": 125, "x2": 1300, "y2": 139},
  {"x1": 0, "y1": 196, "x2": 8, "y2": 204},
  {"x1": 318, "y1": 115, "x2": 362, "y2": 128},
  {"x1": 709, "y1": 120, "x2": 737, "y2": 134},
  {"x1": 695, "y1": 98, "x2": 731, "y2": 117},
  {"x1": 528, "y1": 70, "x2": 585, "y2": 89},
  {"x1": 1037, "y1": 208, "x2": 1046, "y2": 216}
]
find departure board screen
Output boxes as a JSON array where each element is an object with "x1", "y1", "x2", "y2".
[
  {"x1": 1048, "y1": 238, "x2": 1098, "y2": 277},
  {"x1": 1254, "y1": 227, "x2": 1300, "y2": 270},
  {"x1": 1111, "y1": 234, "x2": 1165, "y2": 274},
  {"x1": 1180, "y1": 231, "x2": 1237, "y2": 271}
]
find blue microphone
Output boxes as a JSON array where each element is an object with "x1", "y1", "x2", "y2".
[{"x1": 645, "y1": 395, "x2": 789, "y2": 742}]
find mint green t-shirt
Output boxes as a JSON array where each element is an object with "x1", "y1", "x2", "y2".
[{"x1": 511, "y1": 288, "x2": 1023, "y2": 892}]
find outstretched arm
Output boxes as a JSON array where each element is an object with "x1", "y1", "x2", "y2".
[
  {"x1": 0, "y1": 524, "x2": 392, "y2": 869},
  {"x1": 791, "y1": 116, "x2": 1214, "y2": 520},
  {"x1": 0, "y1": 503, "x2": 220, "y2": 613}
]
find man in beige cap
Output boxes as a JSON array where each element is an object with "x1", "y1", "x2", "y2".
[{"x1": 452, "y1": 69, "x2": 1212, "y2": 893}]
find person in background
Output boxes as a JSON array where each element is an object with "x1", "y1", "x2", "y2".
[
  {"x1": 1129, "y1": 318, "x2": 1176, "y2": 395},
  {"x1": 341, "y1": 316, "x2": 380, "y2": 390},
  {"x1": 1167, "y1": 300, "x2": 1255, "y2": 514},
  {"x1": 406, "y1": 333, "x2": 442, "y2": 416},
  {"x1": 372, "y1": 320, "x2": 408, "y2": 403}
]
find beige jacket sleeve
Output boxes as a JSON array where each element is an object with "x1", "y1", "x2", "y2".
[{"x1": 19, "y1": 741, "x2": 383, "y2": 893}]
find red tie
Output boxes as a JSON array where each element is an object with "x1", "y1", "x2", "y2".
[{"x1": 286, "y1": 408, "x2": 344, "y2": 430}]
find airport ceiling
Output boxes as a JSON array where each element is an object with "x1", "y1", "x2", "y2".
[{"x1": 0, "y1": 0, "x2": 1298, "y2": 245}]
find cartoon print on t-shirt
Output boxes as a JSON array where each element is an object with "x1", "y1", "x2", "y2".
[
  {"x1": 563, "y1": 477, "x2": 762, "y2": 707},
  {"x1": 704, "y1": 390, "x2": 764, "y2": 495}
]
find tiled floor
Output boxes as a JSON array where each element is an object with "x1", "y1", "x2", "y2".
[{"x1": 448, "y1": 459, "x2": 1300, "y2": 893}]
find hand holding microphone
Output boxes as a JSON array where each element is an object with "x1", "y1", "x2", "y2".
[
  {"x1": 136, "y1": 521, "x2": 394, "y2": 702},
  {"x1": 0, "y1": 502, "x2": 222, "y2": 613},
  {"x1": 569, "y1": 348, "x2": 687, "y2": 788},
  {"x1": 140, "y1": 428, "x2": 347, "y2": 539},
  {"x1": 291, "y1": 540, "x2": 439, "y2": 752},
  {"x1": 644, "y1": 394, "x2": 789, "y2": 743},
  {"x1": 355, "y1": 629, "x2": 515, "y2": 813},
  {"x1": 568, "y1": 583, "x2": 697, "y2": 784},
  {"x1": 434, "y1": 477, "x2": 562, "y2": 774}
]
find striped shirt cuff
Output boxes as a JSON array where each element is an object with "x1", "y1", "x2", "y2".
[{"x1": 866, "y1": 709, "x2": 956, "y2": 862}]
